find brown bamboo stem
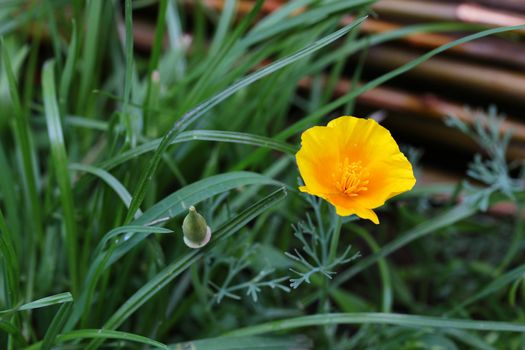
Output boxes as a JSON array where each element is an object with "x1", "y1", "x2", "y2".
[
  {"x1": 373, "y1": 0, "x2": 525, "y2": 33},
  {"x1": 364, "y1": 46, "x2": 525, "y2": 103},
  {"x1": 298, "y1": 76, "x2": 525, "y2": 143}
]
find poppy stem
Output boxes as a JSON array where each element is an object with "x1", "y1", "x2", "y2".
[{"x1": 328, "y1": 216, "x2": 343, "y2": 263}]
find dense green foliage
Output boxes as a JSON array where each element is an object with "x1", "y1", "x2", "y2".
[{"x1": 0, "y1": 1, "x2": 524, "y2": 349}]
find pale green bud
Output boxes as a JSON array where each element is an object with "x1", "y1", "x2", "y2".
[{"x1": 182, "y1": 206, "x2": 211, "y2": 248}]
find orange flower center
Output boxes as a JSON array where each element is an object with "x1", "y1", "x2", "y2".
[{"x1": 334, "y1": 158, "x2": 369, "y2": 197}]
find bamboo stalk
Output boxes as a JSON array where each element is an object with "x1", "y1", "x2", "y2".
[
  {"x1": 298, "y1": 76, "x2": 525, "y2": 143},
  {"x1": 342, "y1": 16, "x2": 525, "y2": 69},
  {"x1": 373, "y1": 0, "x2": 525, "y2": 33},
  {"x1": 465, "y1": 0, "x2": 525, "y2": 12},
  {"x1": 364, "y1": 46, "x2": 525, "y2": 103}
]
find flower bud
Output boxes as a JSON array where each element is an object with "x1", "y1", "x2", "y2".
[{"x1": 182, "y1": 206, "x2": 211, "y2": 248}]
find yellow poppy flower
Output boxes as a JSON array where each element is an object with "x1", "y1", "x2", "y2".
[{"x1": 296, "y1": 116, "x2": 416, "y2": 224}]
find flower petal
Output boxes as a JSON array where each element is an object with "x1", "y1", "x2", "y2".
[
  {"x1": 325, "y1": 193, "x2": 380, "y2": 224},
  {"x1": 296, "y1": 126, "x2": 339, "y2": 195}
]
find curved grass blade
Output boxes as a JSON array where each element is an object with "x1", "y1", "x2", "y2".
[
  {"x1": 225, "y1": 312, "x2": 525, "y2": 337},
  {"x1": 85, "y1": 187, "x2": 287, "y2": 350},
  {"x1": 0, "y1": 292, "x2": 73, "y2": 316},
  {"x1": 69, "y1": 163, "x2": 143, "y2": 218},
  {"x1": 94, "y1": 225, "x2": 173, "y2": 257},
  {"x1": 172, "y1": 335, "x2": 312, "y2": 350},
  {"x1": 123, "y1": 16, "x2": 366, "y2": 224},
  {"x1": 98, "y1": 130, "x2": 296, "y2": 170},
  {"x1": 24, "y1": 329, "x2": 169, "y2": 350}
]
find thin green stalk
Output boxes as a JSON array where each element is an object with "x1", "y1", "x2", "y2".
[{"x1": 328, "y1": 216, "x2": 342, "y2": 263}]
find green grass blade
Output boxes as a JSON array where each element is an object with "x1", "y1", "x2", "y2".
[
  {"x1": 143, "y1": 0, "x2": 167, "y2": 132},
  {"x1": 123, "y1": 16, "x2": 366, "y2": 225},
  {"x1": 0, "y1": 292, "x2": 73, "y2": 316},
  {"x1": 225, "y1": 313, "x2": 525, "y2": 337},
  {"x1": 1, "y1": 38, "x2": 43, "y2": 302},
  {"x1": 94, "y1": 225, "x2": 173, "y2": 257},
  {"x1": 40, "y1": 302, "x2": 73, "y2": 350},
  {"x1": 122, "y1": 0, "x2": 134, "y2": 146},
  {"x1": 59, "y1": 20, "x2": 78, "y2": 112},
  {"x1": 99, "y1": 130, "x2": 296, "y2": 170},
  {"x1": 42, "y1": 60, "x2": 79, "y2": 296},
  {"x1": 0, "y1": 208, "x2": 20, "y2": 308},
  {"x1": 86, "y1": 187, "x2": 287, "y2": 350},
  {"x1": 172, "y1": 335, "x2": 312, "y2": 350},
  {"x1": 24, "y1": 329, "x2": 169, "y2": 350},
  {"x1": 69, "y1": 163, "x2": 143, "y2": 218},
  {"x1": 77, "y1": 0, "x2": 103, "y2": 112}
]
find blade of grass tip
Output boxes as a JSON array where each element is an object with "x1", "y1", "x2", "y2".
[
  {"x1": 123, "y1": 17, "x2": 366, "y2": 225},
  {"x1": 44, "y1": 0, "x2": 63, "y2": 72},
  {"x1": 42, "y1": 60, "x2": 79, "y2": 296},
  {"x1": 69, "y1": 163, "x2": 143, "y2": 218},
  {"x1": 85, "y1": 188, "x2": 287, "y2": 350},
  {"x1": 78, "y1": 0, "x2": 103, "y2": 113},
  {"x1": 143, "y1": 0, "x2": 167, "y2": 133},
  {"x1": 0, "y1": 292, "x2": 73, "y2": 316},
  {"x1": 166, "y1": 0, "x2": 186, "y2": 77},
  {"x1": 209, "y1": 0, "x2": 236, "y2": 55},
  {"x1": 59, "y1": 20, "x2": 78, "y2": 113},
  {"x1": 333, "y1": 204, "x2": 476, "y2": 288},
  {"x1": 1, "y1": 38, "x2": 43, "y2": 302},
  {"x1": 224, "y1": 313, "x2": 525, "y2": 337},
  {"x1": 122, "y1": 0, "x2": 135, "y2": 146},
  {"x1": 40, "y1": 302, "x2": 73, "y2": 350},
  {"x1": 0, "y1": 208, "x2": 20, "y2": 308},
  {"x1": 24, "y1": 329, "x2": 169, "y2": 350}
]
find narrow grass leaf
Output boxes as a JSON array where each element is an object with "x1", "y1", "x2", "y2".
[
  {"x1": 0, "y1": 292, "x2": 73, "y2": 316},
  {"x1": 99, "y1": 130, "x2": 296, "y2": 170},
  {"x1": 40, "y1": 302, "x2": 73, "y2": 350},
  {"x1": 0, "y1": 208, "x2": 20, "y2": 307},
  {"x1": 172, "y1": 335, "x2": 312, "y2": 350},
  {"x1": 59, "y1": 20, "x2": 78, "y2": 112},
  {"x1": 24, "y1": 329, "x2": 169, "y2": 350},
  {"x1": 225, "y1": 313, "x2": 525, "y2": 337},
  {"x1": 42, "y1": 60, "x2": 78, "y2": 295},
  {"x1": 69, "y1": 163, "x2": 142, "y2": 217}
]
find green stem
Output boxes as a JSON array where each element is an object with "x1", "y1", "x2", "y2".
[{"x1": 328, "y1": 216, "x2": 343, "y2": 263}]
